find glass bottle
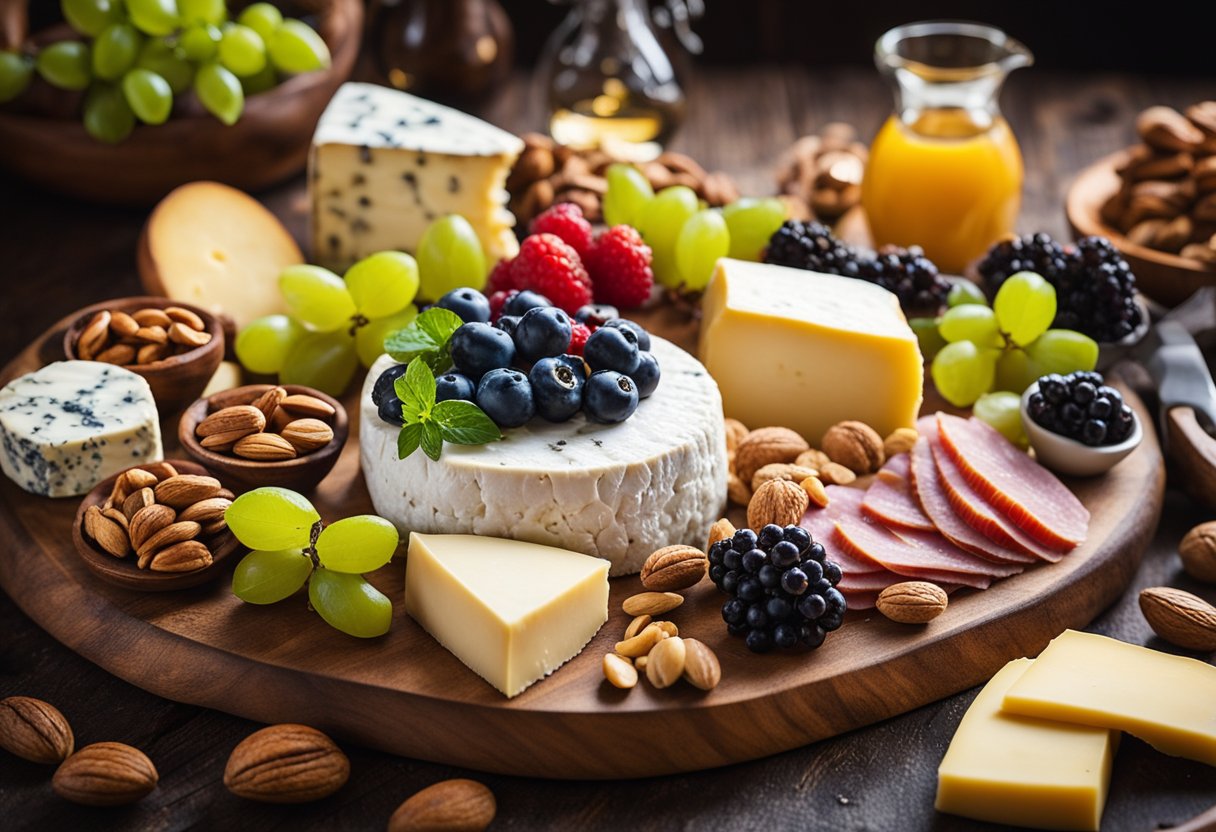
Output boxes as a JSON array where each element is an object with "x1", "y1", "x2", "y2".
[{"x1": 862, "y1": 22, "x2": 1033, "y2": 274}]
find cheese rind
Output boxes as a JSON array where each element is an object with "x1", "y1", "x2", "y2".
[
  {"x1": 404, "y1": 533, "x2": 610, "y2": 698},
  {"x1": 936, "y1": 658, "x2": 1117, "y2": 831},
  {"x1": 1003, "y1": 629, "x2": 1216, "y2": 766},
  {"x1": 0, "y1": 361, "x2": 162, "y2": 498},
  {"x1": 310, "y1": 83, "x2": 524, "y2": 273},
  {"x1": 699, "y1": 258, "x2": 923, "y2": 445}
]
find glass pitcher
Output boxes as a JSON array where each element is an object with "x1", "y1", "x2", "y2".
[{"x1": 862, "y1": 22, "x2": 1033, "y2": 274}]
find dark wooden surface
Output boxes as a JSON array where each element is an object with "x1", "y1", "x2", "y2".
[{"x1": 2, "y1": 66, "x2": 1215, "y2": 830}]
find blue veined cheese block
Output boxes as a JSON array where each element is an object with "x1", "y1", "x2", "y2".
[{"x1": 0, "y1": 361, "x2": 163, "y2": 498}]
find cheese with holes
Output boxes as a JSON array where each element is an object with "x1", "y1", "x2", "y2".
[
  {"x1": 936, "y1": 658, "x2": 1117, "y2": 831},
  {"x1": 1003, "y1": 630, "x2": 1216, "y2": 766},
  {"x1": 0, "y1": 361, "x2": 162, "y2": 498},
  {"x1": 360, "y1": 336, "x2": 727, "y2": 576},
  {"x1": 699, "y1": 258, "x2": 923, "y2": 445},
  {"x1": 310, "y1": 82, "x2": 523, "y2": 272},
  {"x1": 404, "y1": 532, "x2": 609, "y2": 697}
]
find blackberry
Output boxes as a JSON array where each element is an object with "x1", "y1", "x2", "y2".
[
  {"x1": 857, "y1": 245, "x2": 950, "y2": 312},
  {"x1": 709, "y1": 522, "x2": 847, "y2": 653},
  {"x1": 1026, "y1": 371, "x2": 1138, "y2": 447},
  {"x1": 763, "y1": 220, "x2": 863, "y2": 279},
  {"x1": 977, "y1": 232, "x2": 1071, "y2": 289}
]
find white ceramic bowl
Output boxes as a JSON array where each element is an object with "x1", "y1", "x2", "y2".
[{"x1": 1020, "y1": 381, "x2": 1143, "y2": 477}]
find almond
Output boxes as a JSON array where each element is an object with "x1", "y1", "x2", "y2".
[
  {"x1": 137, "y1": 342, "x2": 169, "y2": 364},
  {"x1": 734, "y1": 427, "x2": 809, "y2": 485},
  {"x1": 388, "y1": 779, "x2": 496, "y2": 832},
  {"x1": 819, "y1": 461, "x2": 857, "y2": 486},
  {"x1": 823, "y1": 420, "x2": 885, "y2": 474},
  {"x1": 178, "y1": 497, "x2": 232, "y2": 524},
  {"x1": 602, "y1": 653, "x2": 638, "y2": 690},
  {"x1": 129, "y1": 504, "x2": 176, "y2": 551},
  {"x1": 164, "y1": 306, "x2": 205, "y2": 330},
  {"x1": 795, "y1": 448, "x2": 832, "y2": 469},
  {"x1": 707, "y1": 518, "x2": 736, "y2": 551},
  {"x1": 0, "y1": 696, "x2": 74, "y2": 764},
  {"x1": 279, "y1": 393, "x2": 336, "y2": 420},
  {"x1": 201, "y1": 429, "x2": 254, "y2": 451},
  {"x1": 752, "y1": 462, "x2": 818, "y2": 492},
  {"x1": 155, "y1": 474, "x2": 221, "y2": 508},
  {"x1": 251, "y1": 386, "x2": 286, "y2": 424},
  {"x1": 615, "y1": 623, "x2": 669, "y2": 657},
  {"x1": 109, "y1": 311, "x2": 140, "y2": 338},
  {"x1": 877, "y1": 582, "x2": 948, "y2": 624},
  {"x1": 84, "y1": 506, "x2": 130, "y2": 557},
  {"x1": 645, "y1": 635, "x2": 686, "y2": 689},
  {"x1": 133, "y1": 325, "x2": 168, "y2": 345},
  {"x1": 168, "y1": 321, "x2": 212, "y2": 348},
  {"x1": 136, "y1": 521, "x2": 201, "y2": 564},
  {"x1": 150, "y1": 540, "x2": 213, "y2": 573},
  {"x1": 748, "y1": 479, "x2": 809, "y2": 529},
  {"x1": 622, "y1": 591, "x2": 684, "y2": 617},
  {"x1": 882, "y1": 427, "x2": 918, "y2": 458},
  {"x1": 233, "y1": 432, "x2": 298, "y2": 461},
  {"x1": 124, "y1": 468, "x2": 159, "y2": 491},
  {"x1": 121, "y1": 487, "x2": 155, "y2": 521},
  {"x1": 224, "y1": 724, "x2": 349, "y2": 803},
  {"x1": 682, "y1": 638, "x2": 722, "y2": 691},
  {"x1": 640, "y1": 545, "x2": 707, "y2": 591},
  {"x1": 75, "y1": 311, "x2": 110, "y2": 360},
  {"x1": 52, "y1": 742, "x2": 157, "y2": 806},
  {"x1": 94, "y1": 343, "x2": 136, "y2": 365},
  {"x1": 132, "y1": 308, "x2": 172, "y2": 328},
  {"x1": 1180, "y1": 522, "x2": 1216, "y2": 583},
  {"x1": 201, "y1": 518, "x2": 229, "y2": 536},
  {"x1": 197, "y1": 405, "x2": 266, "y2": 439},
  {"x1": 801, "y1": 475, "x2": 830, "y2": 508},
  {"x1": 622, "y1": 614, "x2": 652, "y2": 641},
  {"x1": 281, "y1": 418, "x2": 335, "y2": 453},
  {"x1": 1139, "y1": 587, "x2": 1216, "y2": 651},
  {"x1": 101, "y1": 507, "x2": 130, "y2": 534},
  {"x1": 142, "y1": 461, "x2": 179, "y2": 481}
]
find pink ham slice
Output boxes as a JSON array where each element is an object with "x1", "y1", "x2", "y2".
[
  {"x1": 936, "y1": 413, "x2": 1090, "y2": 550},
  {"x1": 862, "y1": 455, "x2": 937, "y2": 532},
  {"x1": 833, "y1": 520, "x2": 995, "y2": 589},
  {"x1": 800, "y1": 486, "x2": 887, "y2": 576},
  {"x1": 840, "y1": 589, "x2": 881, "y2": 610}
]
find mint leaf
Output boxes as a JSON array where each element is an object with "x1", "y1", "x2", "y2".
[
  {"x1": 384, "y1": 307, "x2": 464, "y2": 370},
  {"x1": 420, "y1": 421, "x2": 443, "y2": 461},
  {"x1": 397, "y1": 422, "x2": 423, "y2": 460},
  {"x1": 417, "y1": 307, "x2": 464, "y2": 346},
  {"x1": 384, "y1": 327, "x2": 438, "y2": 361},
  {"x1": 394, "y1": 358, "x2": 437, "y2": 422},
  {"x1": 433, "y1": 399, "x2": 502, "y2": 445}
]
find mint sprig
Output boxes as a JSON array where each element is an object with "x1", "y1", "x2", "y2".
[
  {"x1": 394, "y1": 358, "x2": 501, "y2": 461},
  {"x1": 384, "y1": 307, "x2": 464, "y2": 373}
]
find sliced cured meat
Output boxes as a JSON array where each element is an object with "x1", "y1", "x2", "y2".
[
  {"x1": 801, "y1": 487, "x2": 886, "y2": 577},
  {"x1": 834, "y1": 519, "x2": 994, "y2": 590},
  {"x1": 840, "y1": 588, "x2": 881, "y2": 610},
  {"x1": 837, "y1": 569, "x2": 908, "y2": 593},
  {"x1": 936, "y1": 413, "x2": 1089, "y2": 550},
  {"x1": 862, "y1": 455, "x2": 936, "y2": 531},
  {"x1": 930, "y1": 441, "x2": 1065, "y2": 563},
  {"x1": 881, "y1": 453, "x2": 911, "y2": 479},
  {"x1": 908, "y1": 435, "x2": 1037, "y2": 565},
  {"x1": 891, "y1": 524, "x2": 1023, "y2": 578}
]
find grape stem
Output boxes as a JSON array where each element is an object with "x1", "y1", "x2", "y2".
[
  {"x1": 305, "y1": 519, "x2": 324, "y2": 569},
  {"x1": 348, "y1": 314, "x2": 369, "y2": 338}
]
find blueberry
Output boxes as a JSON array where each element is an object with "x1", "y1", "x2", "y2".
[
  {"x1": 1081, "y1": 418, "x2": 1107, "y2": 446},
  {"x1": 436, "y1": 287, "x2": 491, "y2": 323},
  {"x1": 801, "y1": 558, "x2": 824, "y2": 584},
  {"x1": 709, "y1": 564, "x2": 725, "y2": 584},
  {"x1": 583, "y1": 326, "x2": 641, "y2": 375},
  {"x1": 757, "y1": 524, "x2": 785, "y2": 549},
  {"x1": 630, "y1": 351, "x2": 661, "y2": 399},
  {"x1": 797, "y1": 594, "x2": 827, "y2": 620},
  {"x1": 435, "y1": 372, "x2": 476, "y2": 403},
  {"x1": 758, "y1": 564, "x2": 781, "y2": 588},
  {"x1": 766, "y1": 596, "x2": 793, "y2": 622},
  {"x1": 583, "y1": 370, "x2": 639, "y2": 423},
  {"x1": 800, "y1": 625, "x2": 826, "y2": 649},
  {"x1": 823, "y1": 560, "x2": 842, "y2": 585},
  {"x1": 528, "y1": 356, "x2": 585, "y2": 422},
  {"x1": 773, "y1": 624, "x2": 799, "y2": 649},
  {"x1": 1078, "y1": 371, "x2": 1104, "y2": 387},
  {"x1": 727, "y1": 621, "x2": 748, "y2": 636},
  {"x1": 723, "y1": 549, "x2": 742, "y2": 571},
  {"x1": 824, "y1": 587, "x2": 847, "y2": 615},
  {"x1": 1061, "y1": 402, "x2": 1084, "y2": 429},
  {"x1": 745, "y1": 605, "x2": 768, "y2": 629},
  {"x1": 1073, "y1": 381, "x2": 1097, "y2": 405},
  {"x1": 450, "y1": 323, "x2": 515, "y2": 381},
  {"x1": 1087, "y1": 396, "x2": 1112, "y2": 420},
  {"x1": 574, "y1": 303, "x2": 619, "y2": 326},
  {"x1": 1040, "y1": 374, "x2": 1067, "y2": 404},
  {"x1": 377, "y1": 395, "x2": 405, "y2": 426},
  {"x1": 813, "y1": 577, "x2": 833, "y2": 595},
  {"x1": 732, "y1": 529, "x2": 758, "y2": 551},
  {"x1": 742, "y1": 548, "x2": 767, "y2": 573},
  {"x1": 555, "y1": 354, "x2": 587, "y2": 378},
  {"x1": 738, "y1": 578, "x2": 763, "y2": 602},
  {"x1": 515, "y1": 306, "x2": 573, "y2": 362},
  {"x1": 1103, "y1": 388, "x2": 1124, "y2": 411},
  {"x1": 708, "y1": 545, "x2": 725, "y2": 567},
  {"x1": 709, "y1": 539, "x2": 732, "y2": 559},
  {"x1": 721, "y1": 570, "x2": 739, "y2": 594},
  {"x1": 475, "y1": 368, "x2": 534, "y2": 428},
  {"x1": 371, "y1": 363, "x2": 408, "y2": 407},
  {"x1": 781, "y1": 567, "x2": 808, "y2": 595},
  {"x1": 770, "y1": 540, "x2": 800, "y2": 569},
  {"x1": 819, "y1": 612, "x2": 843, "y2": 632},
  {"x1": 783, "y1": 526, "x2": 811, "y2": 552},
  {"x1": 503, "y1": 289, "x2": 552, "y2": 317},
  {"x1": 602, "y1": 317, "x2": 651, "y2": 351},
  {"x1": 494, "y1": 315, "x2": 521, "y2": 338},
  {"x1": 722, "y1": 598, "x2": 746, "y2": 625},
  {"x1": 807, "y1": 542, "x2": 826, "y2": 562},
  {"x1": 745, "y1": 628, "x2": 772, "y2": 653}
]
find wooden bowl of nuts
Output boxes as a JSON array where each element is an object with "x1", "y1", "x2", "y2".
[
  {"x1": 63, "y1": 296, "x2": 224, "y2": 415},
  {"x1": 178, "y1": 384, "x2": 348, "y2": 494},
  {"x1": 72, "y1": 460, "x2": 241, "y2": 592}
]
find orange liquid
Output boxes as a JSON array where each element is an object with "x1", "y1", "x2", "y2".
[{"x1": 862, "y1": 111, "x2": 1023, "y2": 274}]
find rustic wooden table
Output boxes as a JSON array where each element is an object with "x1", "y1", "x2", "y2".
[{"x1": 2, "y1": 67, "x2": 1215, "y2": 831}]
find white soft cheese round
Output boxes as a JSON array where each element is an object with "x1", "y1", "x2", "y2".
[{"x1": 359, "y1": 336, "x2": 727, "y2": 575}]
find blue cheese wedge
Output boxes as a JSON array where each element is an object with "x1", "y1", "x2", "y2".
[
  {"x1": 0, "y1": 361, "x2": 163, "y2": 498},
  {"x1": 310, "y1": 82, "x2": 524, "y2": 273}
]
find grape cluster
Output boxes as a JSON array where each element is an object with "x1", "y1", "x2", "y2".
[
  {"x1": 0, "y1": 1, "x2": 331, "y2": 143},
  {"x1": 1027, "y1": 371, "x2": 1137, "y2": 447},
  {"x1": 710, "y1": 524, "x2": 846, "y2": 654}
]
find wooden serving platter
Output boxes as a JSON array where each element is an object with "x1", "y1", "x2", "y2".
[{"x1": 0, "y1": 312, "x2": 1165, "y2": 779}]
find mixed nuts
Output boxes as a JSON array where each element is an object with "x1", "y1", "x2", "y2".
[
  {"x1": 195, "y1": 387, "x2": 337, "y2": 462},
  {"x1": 74, "y1": 305, "x2": 213, "y2": 366}
]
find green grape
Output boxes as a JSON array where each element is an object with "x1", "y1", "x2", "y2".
[
  {"x1": 722, "y1": 197, "x2": 786, "y2": 261},
  {"x1": 0, "y1": 52, "x2": 33, "y2": 103},
  {"x1": 92, "y1": 23, "x2": 141, "y2": 81},
  {"x1": 345, "y1": 251, "x2": 419, "y2": 319},
  {"x1": 316, "y1": 515, "x2": 399, "y2": 574},
  {"x1": 178, "y1": 0, "x2": 225, "y2": 25},
  {"x1": 127, "y1": 0, "x2": 180, "y2": 37},
  {"x1": 280, "y1": 330, "x2": 359, "y2": 395},
  {"x1": 355, "y1": 306, "x2": 417, "y2": 368},
  {"x1": 218, "y1": 23, "x2": 266, "y2": 77},
  {"x1": 238, "y1": 3, "x2": 284, "y2": 41},
  {"x1": 947, "y1": 280, "x2": 988, "y2": 308},
  {"x1": 638, "y1": 185, "x2": 698, "y2": 288},
  {"x1": 938, "y1": 304, "x2": 1001, "y2": 348},
  {"x1": 234, "y1": 314, "x2": 304, "y2": 374},
  {"x1": 994, "y1": 348, "x2": 1037, "y2": 395},
  {"x1": 267, "y1": 19, "x2": 331, "y2": 74},
  {"x1": 675, "y1": 209, "x2": 730, "y2": 291},
  {"x1": 136, "y1": 38, "x2": 193, "y2": 94},
  {"x1": 232, "y1": 549, "x2": 313, "y2": 604},
  {"x1": 82, "y1": 82, "x2": 135, "y2": 143},
  {"x1": 194, "y1": 61, "x2": 243, "y2": 125},
  {"x1": 36, "y1": 41, "x2": 92, "y2": 91},
  {"x1": 973, "y1": 392, "x2": 1027, "y2": 448},
  {"x1": 240, "y1": 61, "x2": 277, "y2": 95},
  {"x1": 931, "y1": 340, "x2": 998, "y2": 407},
  {"x1": 225, "y1": 487, "x2": 320, "y2": 551},
  {"x1": 1024, "y1": 329, "x2": 1099, "y2": 379},
  {"x1": 178, "y1": 23, "x2": 221, "y2": 61},
  {"x1": 910, "y1": 316, "x2": 946, "y2": 360},
  {"x1": 416, "y1": 215, "x2": 487, "y2": 300},
  {"x1": 993, "y1": 271, "x2": 1057, "y2": 347},
  {"x1": 308, "y1": 570, "x2": 392, "y2": 638},
  {"x1": 602, "y1": 164, "x2": 654, "y2": 228},
  {"x1": 121, "y1": 68, "x2": 172, "y2": 124},
  {"x1": 279, "y1": 264, "x2": 356, "y2": 331},
  {"x1": 62, "y1": 0, "x2": 125, "y2": 37}
]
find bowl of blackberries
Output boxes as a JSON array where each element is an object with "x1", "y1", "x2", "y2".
[{"x1": 1021, "y1": 372, "x2": 1143, "y2": 477}]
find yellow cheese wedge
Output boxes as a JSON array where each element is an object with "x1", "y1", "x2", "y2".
[
  {"x1": 202, "y1": 361, "x2": 243, "y2": 398},
  {"x1": 699, "y1": 259, "x2": 923, "y2": 445},
  {"x1": 1003, "y1": 629, "x2": 1216, "y2": 766},
  {"x1": 936, "y1": 658, "x2": 1117, "y2": 831},
  {"x1": 403, "y1": 533, "x2": 609, "y2": 698}
]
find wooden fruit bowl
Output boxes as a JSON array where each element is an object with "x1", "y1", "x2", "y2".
[
  {"x1": 1067, "y1": 148, "x2": 1216, "y2": 307},
  {"x1": 0, "y1": 0, "x2": 362, "y2": 205}
]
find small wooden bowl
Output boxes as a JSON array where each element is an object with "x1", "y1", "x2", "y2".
[
  {"x1": 72, "y1": 460, "x2": 242, "y2": 592},
  {"x1": 63, "y1": 296, "x2": 225, "y2": 415},
  {"x1": 178, "y1": 384, "x2": 348, "y2": 494},
  {"x1": 1067, "y1": 148, "x2": 1216, "y2": 307},
  {"x1": 0, "y1": 0, "x2": 362, "y2": 205}
]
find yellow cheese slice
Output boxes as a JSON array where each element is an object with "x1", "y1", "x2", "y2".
[
  {"x1": 1003, "y1": 629, "x2": 1216, "y2": 766},
  {"x1": 403, "y1": 533, "x2": 609, "y2": 698},
  {"x1": 936, "y1": 658, "x2": 1117, "y2": 831}
]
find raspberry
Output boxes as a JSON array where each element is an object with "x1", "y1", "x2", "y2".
[
  {"x1": 509, "y1": 233, "x2": 592, "y2": 314},
  {"x1": 488, "y1": 290, "x2": 513, "y2": 321},
  {"x1": 585, "y1": 225, "x2": 654, "y2": 308},
  {"x1": 486, "y1": 256, "x2": 517, "y2": 294},
  {"x1": 530, "y1": 203, "x2": 594, "y2": 260},
  {"x1": 568, "y1": 322, "x2": 592, "y2": 356}
]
